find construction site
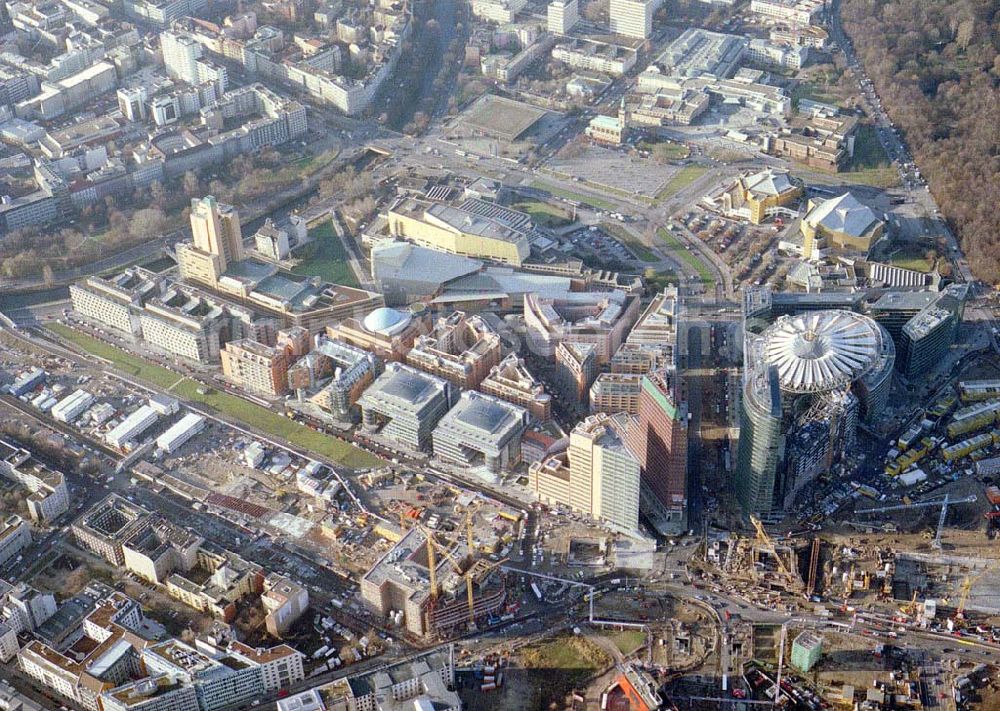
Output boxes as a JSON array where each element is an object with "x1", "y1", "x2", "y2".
[
  {"x1": 360, "y1": 510, "x2": 511, "y2": 640},
  {"x1": 702, "y1": 516, "x2": 819, "y2": 600}
]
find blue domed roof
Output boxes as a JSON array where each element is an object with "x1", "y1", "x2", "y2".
[{"x1": 363, "y1": 307, "x2": 411, "y2": 336}]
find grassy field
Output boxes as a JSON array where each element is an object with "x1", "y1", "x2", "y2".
[
  {"x1": 656, "y1": 165, "x2": 709, "y2": 202},
  {"x1": 643, "y1": 267, "x2": 678, "y2": 291},
  {"x1": 889, "y1": 248, "x2": 934, "y2": 273},
  {"x1": 601, "y1": 222, "x2": 658, "y2": 262},
  {"x1": 600, "y1": 629, "x2": 647, "y2": 655},
  {"x1": 657, "y1": 228, "x2": 714, "y2": 284},
  {"x1": 47, "y1": 323, "x2": 381, "y2": 469},
  {"x1": 842, "y1": 124, "x2": 901, "y2": 188},
  {"x1": 530, "y1": 180, "x2": 620, "y2": 212},
  {"x1": 292, "y1": 220, "x2": 360, "y2": 287},
  {"x1": 638, "y1": 139, "x2": 689, "y2": 161},
  {"x1": 518, "y1": 634, "x2": 611, "y2": 706},
  {"x1": 512, "y1": 200, "x2": 573, "y2": 227}
]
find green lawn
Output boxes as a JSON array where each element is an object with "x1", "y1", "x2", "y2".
[
  {"x1": 638, "y1": 140, "x2": 689, "y2": 161},
  {"x1": 657, "y1": 228, "x2": 714, "y2": 284},
  {"x1": 292, "y1": 220, "x2": 360, "y2": 287},
  {"x1": 600, "y1": 629, "x2": 647, "y2": 655},
  {"x1": 889, "y1": 248, "x2": 934, "y2": 273},
  {"x1": 842, "y1": 125, "x2": 901, "y2": 188},
  {"x1": 644, "y1": 267, "x2": 678, "y2": 291},
  {"x1": 530, "y1": 181, "x2": 620, "y2": 212},
  {"x1": 601, "y1": 222, "x2": 658, "y2": 262},
  {"x1": 656, "y1": 165, "x2": 709, "y2": 202},
  {"x1": 521, "y1": 635, "x2": 610, "y2": 672},
  {"x1": 512, "y1": 200, "x2": 573, "y2": 227},
  {"x1": 47, "y1": 323, "x2": 381, "y2": 469}
]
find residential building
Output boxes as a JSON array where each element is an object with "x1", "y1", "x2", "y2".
[
  {"x1": 626, "y1": 372, "x2": 688, "y2": 535},
  {"x1": 524, "y1": 291, "x2": 640, "y2": 364},
  {"x1": 69, "y1": 267, "x2": 164, "y2": 337},
  {"x1": 261, "y1": 574, "x2": 308, "y2": 638},
  {"x1": 589, "y1": 373, "x2": 642, "y2": 415},
  {"x1": 121, "y1": 518, "x2": 202, "y2": 585},
  {"x1": 893, "y1": 284, "x2": 967, "y2": 380},
  {"x1": 221, "y1": 340, "x2": 291, "y2": 397},
  {"x1": 547, "y1": 0, "x2": 578, "y2": 34},
  {"x1": 406, "y1": 311, "x2": 501, "y2": 389},
  {"x1": 623, "y1": 287, "x2": 680, "y2": 368},
  {"x1": 750, "y1": 0, "x2": 824, "y2": 26},
  {"x1": 480, "y1": 354, "x2": 552, "y2": 422},
  {"x1": 139, "y1": 284, "x2": 260, "y2": 364},
  {"x1": 0, "y1": 516, "x2": 30, "y2": 568},
  {"x1": 432, "y1": 391, "x2": 529, "y2": 474},
  {"x1": 358, "y1": 363, "x2": 456, "y2": 452},
  {"x1": 290, "y1": 337, "x2": 381, "y2": 421},
  {"x1": 72, "y1": 495, "x2": 153, "y2": 566},
  {"x1": 227, "y1": 642, "x2": 303, "y2": 692},
  {"x1": 142, "y1": 640, "x2": 265, "y2": 711},
  {"x1": 551, "y1": 39, "x2": 637, "y2": 75},
  {"x1": 277, "y1": 648, "x2": 458, "y2": 711},
  {"x1": 529, "y1": 413, "x2": 640, "y2": 534},
  {"x1": 166, "y1": 550, "x2": 263, "y2": 622},
  {"x1": 555, "y1": 342, "x2": 598, "y2": 404},
  {"x1": 0, "y1": 440, "x2": 70, "y2": 523},
  {"x1": 253, "y1": 219, "x2": 291, "y2": 261},
  {"x1": 609, "y1": 0, "x2": 656, "y2": 39}
]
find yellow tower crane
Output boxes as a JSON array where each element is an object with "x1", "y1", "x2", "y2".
[{"x1": 750, "y1": 515, "x2": 795, "y2": 578}]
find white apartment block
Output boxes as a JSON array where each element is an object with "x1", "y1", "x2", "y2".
[
  {"x1": 749, "y1": 0, "x2": 824, "y2": 26},
  {"x1": 547, "y1": 0, "x2": 578, "y2": 34},
  {"x1": 0, "y1": 442, "x2": 70, "y2": 523},
  {"x1": 551, "y1": 40, "x2": 637, "y2": 75},
  {"x1": 228, "y1": 642, "x2": 304, "y2": 692},
  {"x1": 0, "y1": 516, "x2": 30, "y2": 568},
  {"x1": 746, "y1": 38, "x2": 809, "y2": 69},
  {"x1": 470, "y1": 0, "x2": 527, "y2": 23},
  {"x1": 610, "y1": 0, "x2": 656, "y2": 39}
]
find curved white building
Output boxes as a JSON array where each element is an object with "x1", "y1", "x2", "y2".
[{"x1": 735, "y1": 309, "x2": 894, "y2": 517}]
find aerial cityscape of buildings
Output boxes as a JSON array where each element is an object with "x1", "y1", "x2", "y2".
[{"x1": 0, "y1": 0, "x2": 995, "y2": 708}]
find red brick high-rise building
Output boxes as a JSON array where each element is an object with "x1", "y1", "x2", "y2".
[{"x1": 627, "y1": 370, "x2": 688, "y2": 535}]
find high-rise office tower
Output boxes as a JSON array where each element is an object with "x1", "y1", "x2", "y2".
[{"x1": 627, "y1": 371, "x2": 687, "y2": 534}]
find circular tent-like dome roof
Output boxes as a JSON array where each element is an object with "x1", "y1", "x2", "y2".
[
  {"x1": 363, "y1": 307, "x2": 412, "y2": 336},
  {"x1": 761, "y1": 310, "x2": 884, "y2": 394}
]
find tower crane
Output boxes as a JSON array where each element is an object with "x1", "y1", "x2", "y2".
[
  {"x1": 750, "y1": 515, "x2": 795, "y2": 579},
  {"x1": 856, "y1": 494, "x2": 977, "y2": 549},
  {"x1": 954, "y1": 563, "x2": 996, "y2": 622}
]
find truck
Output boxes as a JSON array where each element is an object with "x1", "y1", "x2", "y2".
[
  {"x1": 986, "y1": 485, "x2": 1000, "y2": 507},
  {"x1": 531, "y1": 582, "x2": 543, "y2": 602}
]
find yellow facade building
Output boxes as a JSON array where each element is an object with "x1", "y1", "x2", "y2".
[
  {"x1": 721, "y1": 168, "x2": 802, "y2": 224},
  {"x1": 800, "y1": 192, "x2": 884, "y2": 260},
  {"x1": 387, "y1": 198, "x2": 531, "y2": 266}
]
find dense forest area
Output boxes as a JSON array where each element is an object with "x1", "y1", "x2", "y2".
[{"x1": 840, "y1": 0, "x2": 1000, "y2": 284}]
